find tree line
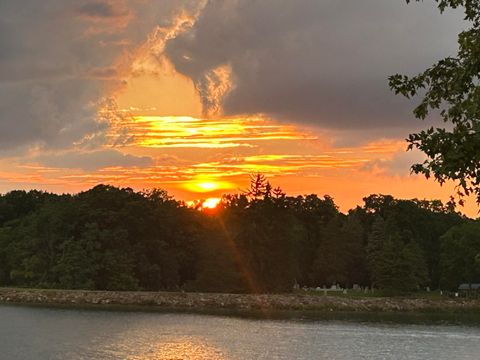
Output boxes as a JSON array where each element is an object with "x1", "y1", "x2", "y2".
[{"x1": 0, "y1": 176, "x2": 479, "y2": 294}]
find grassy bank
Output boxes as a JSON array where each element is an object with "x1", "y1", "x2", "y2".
[{"x1": 1, "y1": 288, "x2": 480, "y2": 315}]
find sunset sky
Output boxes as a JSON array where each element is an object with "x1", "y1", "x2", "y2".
[{"x1": 0, "y1": 0, "x2": 476, "y2": 215}]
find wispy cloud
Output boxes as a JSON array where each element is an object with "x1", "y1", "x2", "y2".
[
  {"x1": 106, "y1": 115, "x2": 316, "y2": 149},
  {"x1": 32, "y1": 149, "x2": 153, "y2": 171}
]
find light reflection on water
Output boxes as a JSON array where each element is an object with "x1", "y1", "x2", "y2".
[
  {"x1": 1, "y1": 305, "x2": 480, "y2": 360},
  {"x1": 112, "y1": 338, "x2": 226, "y2": 360}
]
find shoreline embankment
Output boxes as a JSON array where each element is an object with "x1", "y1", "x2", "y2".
[{"x1": 1, "y1": 288, "x2": 480, "y2": 315}]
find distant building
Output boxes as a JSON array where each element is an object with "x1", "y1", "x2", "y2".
[{"x1": 458, "y1": 283, "x2": 480, "y2": 291}]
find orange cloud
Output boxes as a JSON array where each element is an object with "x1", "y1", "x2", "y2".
[{"x1": 106, "y1": 115, "x2": 316, "y2": 149}]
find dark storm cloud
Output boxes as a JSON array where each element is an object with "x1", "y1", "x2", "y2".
[{"x1": 165, "y1": 0, "x2": 466, "y2": 129}]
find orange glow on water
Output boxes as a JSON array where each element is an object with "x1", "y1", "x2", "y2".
[{"x1": 122, "y1": 338, "x2": 226, "y2": 360}]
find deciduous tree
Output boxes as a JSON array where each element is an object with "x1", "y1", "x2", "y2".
[{"x1": 390, "y1": 0, "x2": 480, "y2": 205}]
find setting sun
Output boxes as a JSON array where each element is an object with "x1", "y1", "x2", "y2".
[
  {"x1": 185, "y1": 197, "x2": 221, "y2": 210},
  {"x1": 201, "y1": 197, "x2": 221, "y2": 209},
  {"x1": 1, "y1": 1, "x2": 479, "y2": 358},
  {"x1": 182, "y1": 179, "x2": 236, "y2": 193}
]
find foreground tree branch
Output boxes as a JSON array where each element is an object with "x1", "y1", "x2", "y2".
[{"x1": 389, "y1": 0, "x2": 480, "y2": 206}]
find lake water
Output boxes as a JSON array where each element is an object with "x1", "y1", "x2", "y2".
[{"x1": 1, "y1": 305, "x2": 480, "y2": 359}]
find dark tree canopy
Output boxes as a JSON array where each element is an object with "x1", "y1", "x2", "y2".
[
  {"x1": 390, "y1": 0, "x2": 480, "y2": 205},
  {"x1": 0, "y1": 182, "x2": 474, "y2": 294}
]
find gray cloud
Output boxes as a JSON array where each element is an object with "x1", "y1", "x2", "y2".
[
  {"x1": 165, "y1": 0, "x2": 466, "y2": 130},
  {"x1": 33, "y1": 149, "x2": 153, "y2": 171},
  {"x1": 0, "y1": 80, "x2": 105, "y2": 150},
  {"x1": 77, "y1": 1, "x2": 129, "y2": 19},
  {"x1": 88, "y1": 66, "x2": 119, "y2": 79},
  {"x1": 0, "y1": 0, "x2": 196, "y2": 151},
  {"x1": 0, "y1": 0, "x2": 466, "y2": 155},
  {"x1": 0, "y1": 0, "x2": 123, "y2": 150},
  {"x1": 362, "y1": 150, "x2": 427, "y2": 177}
]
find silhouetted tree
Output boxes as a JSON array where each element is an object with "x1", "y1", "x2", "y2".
[{"x1": 390, "y1": 0, "x2": 480, "y2": 205}]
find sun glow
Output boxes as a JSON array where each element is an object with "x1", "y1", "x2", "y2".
[
  {"x1": 185, "y1": 197, "x2": 222, "y2": 210},
  {"x1": 182, "y1": 179, "x2": 236, "y2": 193},
  {"x1": 106, "y1": 115, "x2": 315, "y2": 149},
  {"x1": 202, "y1": 197, "x2": 221, "y2": 209}
]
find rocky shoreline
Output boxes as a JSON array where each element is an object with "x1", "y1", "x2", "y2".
[{"x1": 1, "y1": 288, "x2": 480, "y2": 314}]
